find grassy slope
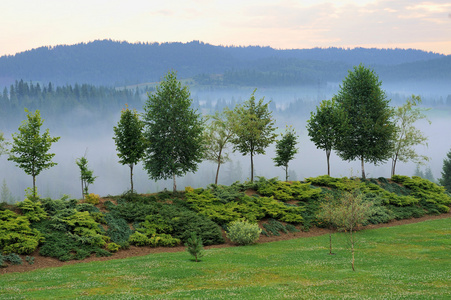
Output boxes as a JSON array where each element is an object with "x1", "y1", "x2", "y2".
[{"x1": 0, "y1": 218, "x2": 449, "y2": 299}]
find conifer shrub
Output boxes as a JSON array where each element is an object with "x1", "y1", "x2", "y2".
[
  {"x1": 0, "y1": 209, "x2": 43, "y2": 254},
  {"x1": 227, "y1": 219, "x2": 261, "y2": 245},
  {"x1": 104, "y1": 213, "x2": 132, "y2": 244},
  {"x1": 106, "y1": 242, "x2": 120, "y2": 253},
  {"x1": 16, "y1": 199, "x2": 48, "y2": 222},
  {"x1": 185, "y1": 232, "x2": 204, "y2": 262},
  {"x1": 85, "y1": 193, "x2": 100, "y2": 205}
]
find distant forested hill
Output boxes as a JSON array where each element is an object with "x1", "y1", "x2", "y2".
[{"x1": 0, "y1": 39, "x2": 448, "y2": 87}]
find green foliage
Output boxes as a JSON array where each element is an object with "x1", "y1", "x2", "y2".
[
  {"x1": 106, "y1": 242, "x2": 120, "y2": 253},
  {"x1": 104, "y1": 213, "x2": 132, "y2": 244},
  {"x1": 25, "y1": 256, "x2": 35, "y2": 265},
  {"x1": 84, "y1": 193, "x2": 100, "y2": 205},
  {"x1": 208, "y1": 183, "x2": 245, "y2": 203},
  {"x1": 204, "y1": 109, "x2": 236, "y2": 185},
  {"x1": 0, "y1": 253, "x2": 23, "y2": 266},
  {"x1": 113, "y1": 105, "x2": 145, "y2": 191},
  {"x1": 75, "y1": 155, "x2": 97, "y2": 198},
  {"x1": 392, "y1": 175, "x2": 451, "y2": 213},
  {"x1": 185, "y1": 186, "x2": 304, "y2": 225},
  {"x1": 273, "y1": 126, "x2": 298, "y2": 181},
  {"x1": 0, "y1": 131, "x2": 8, "y2": 156},
  {"x1": 230, "y1": 88, "x2": 277, "y2": 182},
  {"x1": 262, "y1": 219, "x2": 293, "y2": 237},
  {"x1": 439, "y1": 148, "x2": 451, "y2": 193},
  {"x1": 391, "y1": 95, "x2": 430, "y2": 176},
  {"x1": 334, "y1": 65, "x2": 396, "y2": 178},
  {"x1": 226, "y1": 219, "x2": 262, "y2": 245},
  {"x1": 185, "y1": 232, "x2": 204, "y2": 262},
  {"x1": 307, "y1": 98, "x2": 345, "y2": 176},
  {"x1": 0, "y1": 209, "x2": 43, "y2": 254},
  {"x1": 143, "y1": 70, "x2": 204, "y2": 192},
  {"x1": 16, "y1": 199, "x2": 48, "y2": 222},
  {"x1": 129, "y1": 214, "x2": 180, "y2": 247},
  {"x1": 8, "y1": 109, "x2": 60, "y2": 197},
  {"x1": 254, "y1": 177, "x2": 321, "y2": 202}
]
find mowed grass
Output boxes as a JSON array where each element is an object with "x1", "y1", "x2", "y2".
[{"x1": 0, "y1": 218, "x2": 450, "y2": 299}]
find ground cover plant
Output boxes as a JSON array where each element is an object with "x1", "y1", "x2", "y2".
[{"x1": 0, "y1": 218, "x2": 449, "y2": 298}]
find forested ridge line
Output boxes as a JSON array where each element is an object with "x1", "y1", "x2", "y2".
[{"x1": 0, "y1": 39, "x2": 449, "y2": 87}]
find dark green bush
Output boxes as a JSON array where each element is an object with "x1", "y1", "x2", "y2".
[{"x1": 104, "y1": 213, "x2": 132, "y2": 244}]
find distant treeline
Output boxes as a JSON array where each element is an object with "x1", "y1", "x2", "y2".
[
  {"x1": 0, "y1": 79, "x2": 141, "y2": 128},
  {"x1": 0, "y1": 40, "x2": 449, "y2": 87}
]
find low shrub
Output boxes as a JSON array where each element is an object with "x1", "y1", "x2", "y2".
[
  {"x1": 226, "y1": 219, "x2": 261, "y2": 246},
  {"x1": 0, "y1": 210, "x2": 44, "y2": 255},
  {"x1": 85, "y1": 193, "x2": 100, "y2": 205},
  {"x1": 106, "y1": 242, "x2": 120, "y2": 253},
  {"x1": 16, "y1": 199, "x2": 48, "y2": 222}
]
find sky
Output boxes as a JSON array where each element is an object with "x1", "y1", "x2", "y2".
[{"x1": 1, "y1": 0, "x2": 450, "y2": 56}]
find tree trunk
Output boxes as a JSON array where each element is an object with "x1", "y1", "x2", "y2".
[
  {"x1": 250, "y1": 152, "x2": 254, "y2": 183},
  {"x1": 81, "y1": 179, "x2": 84, "y2": 199},
  {"x1": 361, "y1": 156, "x2": 366, "y2": 179},
  {"x1": 130, "y1": 163, "x2": 134, "y2": 192},
  {"x1": 32, "y1": 175, "x2": 36, "y2": 199},
  {"x1": 326, "y1": 149, "x2": 331, "y2": 176},
  {"x1": 351, "y1": 229, "x2": 355, "y2": 271},
  {"x1": 285, "y1": 165, "x2": 288, "y2": 182},
  {"x1": 215, "y1": 153, "x2": 222, "y2": 185},
  {"x1": 329, "y1": 233, "x2": 333, "y2": 255},
  {"x1": 391, "y1": 156, "x2": 398, "y2": 178},
  {"x1": 173, "y1": 173, "x2": 177, "y2": 193}
]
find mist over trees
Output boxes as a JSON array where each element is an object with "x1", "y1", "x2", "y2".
[{"x1": 0, "y1": 41, "x2": 450, "y2": 201}]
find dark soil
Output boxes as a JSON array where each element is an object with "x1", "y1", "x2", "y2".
[{"x1": 2, "y1": 210, "x2": 450, "y2": 275}]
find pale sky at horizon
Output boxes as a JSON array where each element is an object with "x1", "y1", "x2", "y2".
[{"x1": 1, "y1": 0, "x2": 450, "y2": 56}]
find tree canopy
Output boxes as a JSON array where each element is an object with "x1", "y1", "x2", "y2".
[
  {"x1": 273, "y1": 126, "x2": 298, "y2": 181},
  {"x1": 113, "y1": 106, "x2": 145, "y2": 192},
  {"x1": 143, "y1": 71, "x2": 205, "y2": 192},
  {"x1": 390, "y1": 95, "x2": 430, "y2": 177},
  {"x1": 230, "y1": 89, "x2": 277, "y2": 182},
  {"x1": 307, "y1": 98, "x2": 346, "y2": 176},
  {"x1": 204, "y1": 109, "x2": 236, "y2": 185},
  {"x1": 8, "y1": 109, "x2": 60, "y2": 198},
  {"x1": 334, "y1": 64, "x2": 396, "y2": 178}
]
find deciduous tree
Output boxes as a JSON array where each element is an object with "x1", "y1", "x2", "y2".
[
  {"x1": 113, "y1": 105, "x2": 145, "y2": 192},
  {"x1": 319, "y1": 188, "x2": 373, "y2": 271},
  {"x1": 273, "y1": 126, "x2": 298, "y2": 181},
  {"x1": 307, "y1": 98, "x2": 345, "y2": 176},
  {"x1": 334, "y1": 65, "x2": 396, "y2": 179},
  {"x1": 204, "y1": 109, "x2": 236, "y2": 185},
  {"x1": 230, "y1": 89, "x2": 277, "y2": 182},
  {"x1": 75, "y1": 154, "x2": 97, "y2": 199},
  {"x1": 390, "y1": 95, "x2": 430, "y2": 177},
  {"x1": 143, "y1": 71, "x2": 204, "y2": 192},
  {"x1": 8, "y1": 109, "x2": 60, "y2": 199}
]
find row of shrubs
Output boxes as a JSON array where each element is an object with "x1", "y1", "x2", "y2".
[{"x1": 1, "y1": 175, "x2": 450, "y2": 267}]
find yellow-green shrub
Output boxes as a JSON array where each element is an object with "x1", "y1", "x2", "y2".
[
  {"x1": 226, "y1": 219, "x2": 261, "y2": 245},
  {"x1": 85, "y1": 193, "x2": 100, "y2": 205}
]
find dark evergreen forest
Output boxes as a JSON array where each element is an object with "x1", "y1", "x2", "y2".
[{"x1": 0, "y1": 40, "x2": 449, "y2": 87}]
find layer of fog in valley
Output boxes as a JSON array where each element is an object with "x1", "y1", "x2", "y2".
[{"x1": 1, "y1": 83, "x2": 450, "y2": 203}]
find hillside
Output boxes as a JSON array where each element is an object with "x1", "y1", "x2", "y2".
[
  {"x1": 0, "y1": 40, "x2": 449, "y2": 87},
  {"x1": 1, "y1": 175, "x2": 450, "y2": 274}
]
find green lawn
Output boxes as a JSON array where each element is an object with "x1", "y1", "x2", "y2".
[{"x1": 0, "y1": 218, "x2": 450, "y2": 299}]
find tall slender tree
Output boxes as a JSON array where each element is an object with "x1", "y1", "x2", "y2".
[
  {"x1": 143, "y1": 71, "x2": 205, "y2": 192},
  {"x1": 75, "y1": 154, "x2": 97, "y2": 199},
  {"x1": 113, "y1": 105, "x2": 145, "y2": 192},
  {"x1": 334, "y1": 65, "x2": 396, "y2": 179},
  {"x1": 307, "y1": 98, "x2": 345, "y2": 176},
  {"x1": 390, "y1": 95, "x2": 430, "y2": 177},
  {"x1": 8, "y1": 109, "x2": 60, "y2": 199},
  {"x1": 230, "y1": 89, "x2": 277, "y2": 182},
  {"x1": 273, "y1": 126, "x2": 298, "y2": 181},
  {"x1": 204, "y1": 109, "x2": 236, "y2": 185}
]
